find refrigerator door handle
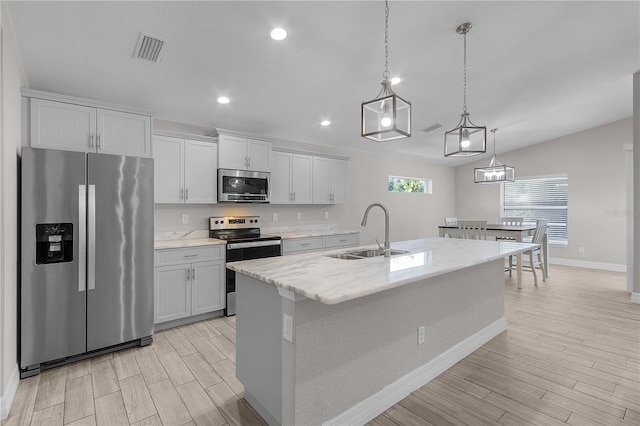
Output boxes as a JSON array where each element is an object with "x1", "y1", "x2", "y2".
[
  {"x1": 88, "y1": 184, "x2": 96, "y2": 290},
  {"x1": 79, "y1": 185, "x2": 87, "y2": 292}
]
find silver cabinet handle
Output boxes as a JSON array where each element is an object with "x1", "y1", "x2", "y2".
[
  {"x1": 97, "y1": 134, "x2": 102, "y2": 149},
  {"x1": 87, "y1": 184, "x2": 96, "y2": 290},
  {"x1": 289, "y1": 192, "x2": 292, "y2": 201},
  {"x1": 192, "y1": 267, "x2": 196, "y2": 280},
  {"x1": 180, "y1": 188, "x2": 184, "y2": 200},
  {"x1": 186, "y1": 268, "x2": 190, "y2": 280},
  {"x1": 78, "y1": 185, "x2": 87, "y2": 292},
  {"x1": 185, "y1": 188, "x2": 189, "y2": 201},
  {"x1": 293, "y1": 192, "x2": 296, "y2": 202},
  {"x1": 183, "y1": 254, "x2": 198, "y2": 259},
  {"x1": 89, "y1": 134, "x2": 95, "y2": 149}
]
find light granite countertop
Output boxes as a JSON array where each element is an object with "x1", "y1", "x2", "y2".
[
  {"x1": 227, "y1": 237, "x2": 537, "y2": 305},
  {"x1": 154, "y1": 238, "x2": 225, "y2": 250}
]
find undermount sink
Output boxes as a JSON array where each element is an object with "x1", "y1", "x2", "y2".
[{"x1": 326, "y1": 248, "x2": 410, "y2": 260}]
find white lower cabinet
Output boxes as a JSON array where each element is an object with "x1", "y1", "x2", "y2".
[
  {"x1": 154, "y1": 245, "x2": 225, "y2": 325},
  {"x1": 282, "y1": 233, "x2": 359, "y2": 255}
]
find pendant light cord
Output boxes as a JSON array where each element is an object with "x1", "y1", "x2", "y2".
[
  {"x1": 463, "y1": 31, "x2": 467, "y2": 114},
  {"x1": 383, "y1": 0, "x2": 390, "y2": 80}
]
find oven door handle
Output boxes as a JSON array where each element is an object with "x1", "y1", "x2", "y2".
[{"x1": 226, "y1": 240, "x2": 282, "y2": 250}]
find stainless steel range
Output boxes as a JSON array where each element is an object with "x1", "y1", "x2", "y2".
[{"x1": 209, "y1": 216, "x2": 281, "y2": 316}]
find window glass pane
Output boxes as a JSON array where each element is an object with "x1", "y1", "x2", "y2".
[
  {"x1": 501, "y1": 176, "x2": 568, "y2": 245},
  {"x1": 388, "y1": 176, "x2": 432, "y2": 194}
]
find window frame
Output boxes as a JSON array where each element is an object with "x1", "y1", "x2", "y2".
[
  {"x1": 500, "y1": 174, "x2": 568, "y2": 247},
  {"x1": 387, "y1": 175, "x2": 432, "y2": 194}
]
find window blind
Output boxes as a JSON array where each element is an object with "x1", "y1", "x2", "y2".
[{"x1": 501, "y1": 175, "x2": 568, "y2": 245}]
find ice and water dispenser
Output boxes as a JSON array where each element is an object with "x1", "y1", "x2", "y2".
[{"x1": 35, "y1": 223, "x2": 73, "y2": 264}]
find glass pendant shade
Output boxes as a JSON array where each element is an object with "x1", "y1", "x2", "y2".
[
  {"x1": 361, "y1": 0, "x2": 411, "y2": 142},
  {"x1": 474, "y1": 159, "x2": 516, "y2": 183},
  {"x1": 362, "y1": 81, "x2": 411, "y2": 142},
  {"x1": 474, "y1": 128, "x2": 515, "y2": 183},
  {"x1": 444, "y1": 112, "x2": 486, "y2": 156}
]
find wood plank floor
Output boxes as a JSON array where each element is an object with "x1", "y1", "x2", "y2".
[{"x1": 4, "y1": 265, "x2": 638, "y2": 426}]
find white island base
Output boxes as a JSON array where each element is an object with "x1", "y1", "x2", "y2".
[{"x1": 236, "y1": 258, "x2": 507, "y2": 426}]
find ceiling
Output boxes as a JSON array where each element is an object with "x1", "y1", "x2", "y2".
[{"x1": 5, "y1": 1, "x2": 639, "y2": 166}]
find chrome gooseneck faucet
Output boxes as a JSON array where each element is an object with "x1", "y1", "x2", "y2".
[{"x1": 360, "y1": 203, "x2": 390, "y2": 257}]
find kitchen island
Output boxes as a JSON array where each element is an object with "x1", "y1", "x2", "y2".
[{"x1": 227, "y1": 237, "x2": 536, "y2": 426}]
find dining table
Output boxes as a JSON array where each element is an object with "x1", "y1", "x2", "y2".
[{"x1": 438, "y1": 224, "x2": 549, "y2": 289}]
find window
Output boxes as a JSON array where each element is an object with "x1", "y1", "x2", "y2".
[
  {"x1": 388, "y1": 176, "x2": 432, "y2": 194},
  {"x1": 501, "y1": 175, "x2": 568, "y2": 246}
]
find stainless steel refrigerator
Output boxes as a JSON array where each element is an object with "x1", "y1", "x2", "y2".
[{"x1": 20, "y1": 147, "x2": 154, "y2": 377}]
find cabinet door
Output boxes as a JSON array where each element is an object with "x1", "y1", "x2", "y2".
[
  {"x1": 218, "y1": 134, "x2": 248, "y2": 170},
  {"x1": 184, "y1": 140, "x2": 217, "y2": 204},
  {"x1": 291, "y1": 154, "x2": 313, "y2": 204},
  {"x1": 154, "y1": 265, "x2": 191, "y2": 324},
  {"x1": 312, "y1": 156, "x2": 332, "y2": 204},
  {"x1": 97, "y1": 109, "x2": 152, "y2": 157},
  {"x1": 153, "y1": 136, "x2": 184, "y2": 203},
  {"x1": 247, "y1": 138, "x2": 272, "y2": 171},
  {"x1": 271, "y1": 151, "x2": 292, "y2": 204},
  {"x1": 191, "y1": 260, "x2": 225, "y2": 315},
  {"x1": 330, "y1": 159, "x2": 348, "y2": 204},
  {"x1": 30, "y1": 98, "x2": 96, "y2": 152}
]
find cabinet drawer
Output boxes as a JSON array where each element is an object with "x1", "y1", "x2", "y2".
[
  {"x1": 324, "y1": 233, "x2": 359, "y2": 248},
  {"x1": 282, "y1": 237, "x2": 324, "y2": 254},
  {"x1": 155, "y1": 245, "x2": 225, "y2": 266}
]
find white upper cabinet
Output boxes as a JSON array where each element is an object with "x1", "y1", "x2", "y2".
[
  {"x1": 26, "y1": 93, "x2": 152, "y2": 157},
  {"x1": 218, "y1": 133, "x2": 271, "y2": 171},
  {"x1": 153, "y1": 134, "x2": 217, "y2": 204},
  {"x1": 271, "y1": 151, "x2": 312, "y2": 204},
  {"x1": 312, "y1": 157, "x2": 348, "y2": 204}
]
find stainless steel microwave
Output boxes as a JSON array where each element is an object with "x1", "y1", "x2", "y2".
[{"x1": 218, "y1": 169, "x2": 270, "y2": 203}]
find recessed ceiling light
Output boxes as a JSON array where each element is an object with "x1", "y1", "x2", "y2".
[
  {"x1": 270, "y1": 27, "x2": 287, "y2": 41},
  {"x1": 217, "y1": 96, "x2": 230, "y2": 104},
  {"x1": 390, "y1": 77, "x2": 401, "y2": 85},
  {"x1": 321, "y1": 120, "x2": 331, "y2": 126}
]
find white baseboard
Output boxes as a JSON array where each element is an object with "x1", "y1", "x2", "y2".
[
  {"x1": 0, "y1": 364, "x2": 20, "y2": 420},
  {"x1": 631, "y1": 293, "x2": 640, "y2": 304},
  {"x1": 549, "y1": 258, "x2": 626, "y2": 273},
  {"x1": 323, "y1": 317, "x2": 508, "y2": 426}
]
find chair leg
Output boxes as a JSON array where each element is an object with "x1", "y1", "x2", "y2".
[
  {"x1": 538, "y1": 252, "x2": 546, "y2": 282},
  {"x1": 530, "y1": 251, "x2": 538, "y2": 286}
]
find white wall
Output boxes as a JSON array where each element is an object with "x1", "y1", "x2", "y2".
[
  {"x1": 153, "y1": 119, "x2": 457, "y2": 246},
  {"x1": 455, "y1": 118, "x2": 632, "y2": 270},
  {"x1": 633, "y1": 71, "x2": 639, "y2": 299},
  {"x1": 1, "y1": 0, "x2": 27, "y2": 418}
]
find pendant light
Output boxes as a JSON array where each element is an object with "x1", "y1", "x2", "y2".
[
  {"x1": 474, "y1": 128, "x2": 515, "y2": 183},
  {"x1": 444, "y1": 22, "x2": 486, "y2": 157},
  {"x1": 361, "y1": 0, "x2": 411, "y2": 142}
]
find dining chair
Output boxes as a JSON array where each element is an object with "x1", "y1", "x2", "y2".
[
  {"x1": 513, "y1": 219, "x2": 548, "y2": 286},
  {"x1": 444, "y1": 217, "x2": 458, "y2": 226},
  {"x1": 496, "y1": 216, "x2": 524, "y2": 275},
  {"x1": 443, "y1": 217, "x2": 459, "y2": 238},
  {"x1": 457, "y1": 220, "x2": 487, "y2": 240}
]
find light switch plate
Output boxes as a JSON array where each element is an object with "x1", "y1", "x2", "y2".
[
  {"x1": 296, "y1": 212, "x2": 302, "y2": 220},
  {"x1": 272, "y1": 213, "x2": 278, "y2": 221},
  {"x1": 181, "y1": 214, "x2": 189, "y2": 224}
]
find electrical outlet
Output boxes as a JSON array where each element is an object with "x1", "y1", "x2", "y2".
[
  {"x1": 283, "y1": 314, "x2": 294, "y2": 343},
  {"x1": 417, "y1": 326, "x2": 425, "y2": 345},
  {"x1": 325, "y1": 211, "x2": 329, "y2": 219},
  {"x1": 578, "y1": 246, "x2": 585, "y2": 254},
  {"x1": 272, "y1": 213, "x2": 278, "y2": 221},
  {"x1": 181, "y1": 214, "x2": 189, "y2": 225},
  {"x1": 297, "y1": 212, "x2": 302, "y2": 220}
]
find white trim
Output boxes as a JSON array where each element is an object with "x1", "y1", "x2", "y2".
[
  {"x1": 549, "y1": 257, "x2": 626, "y2": 273},
  {"x1": 20, "y1": 88, "x2": 154, "y2": 116},
  {"x1": 153, "y1": 129, "x2": 217, "y2": 144},
  {"x1": 631, "y1": 293, "x2": 640, "y2": 304},
  {"x1": 0, "y1": 364, "x2": 20, "y2": 420},
  {"x1": 323, "y1": 317, "x2": 507, "y2": 426}
]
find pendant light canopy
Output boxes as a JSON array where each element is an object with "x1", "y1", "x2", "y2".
[
  {"x1": 361, "y1": 0, "x2": 411, "y2": 142},
  {"x1": 474, "y1": 128, "x2": 515, "y2": 183},
  {"x1": 444, "y1": 22, "x2": 486, "y2": 157}
]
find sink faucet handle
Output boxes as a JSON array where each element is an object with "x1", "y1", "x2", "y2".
[{"x1": 375, "y1": 238, "x2": 384, "y2": 253}]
